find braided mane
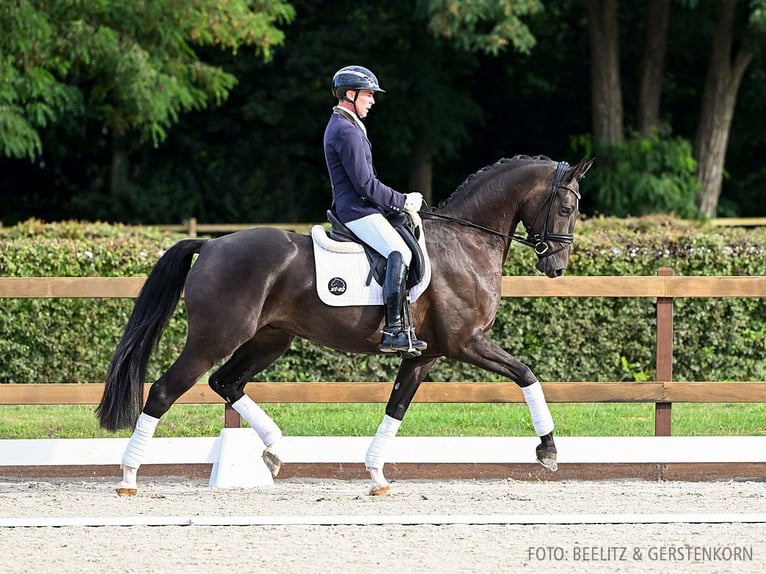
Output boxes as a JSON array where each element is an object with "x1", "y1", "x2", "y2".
[{"x1": 436, "y1": 154, "x2": 552, "y2": 209}]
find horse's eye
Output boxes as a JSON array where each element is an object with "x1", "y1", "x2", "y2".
[{"x1": 559, "y1": 206, "x2": 572, "y2": 216}]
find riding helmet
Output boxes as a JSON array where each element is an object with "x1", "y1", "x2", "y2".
[{"x1": 332, "y1": 66, "x2": 385, "y2": 99}]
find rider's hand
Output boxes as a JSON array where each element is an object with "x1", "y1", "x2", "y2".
[{"x1": 404, "y1": 192, "x2": 423, "y2": 214}]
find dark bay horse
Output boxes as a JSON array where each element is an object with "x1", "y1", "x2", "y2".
[{"x1": 98, "y1": 155, "x2": 593, "y2": 495}]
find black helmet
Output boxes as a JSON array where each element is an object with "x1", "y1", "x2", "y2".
[{"x1": 332, "y1": 66, "x2": 385, "y2": 99}]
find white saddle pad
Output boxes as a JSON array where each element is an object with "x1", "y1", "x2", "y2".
[{"x1": 311, "y1": 214, "x2": 431, "y2": 307}]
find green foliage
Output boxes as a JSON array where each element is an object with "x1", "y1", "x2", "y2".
[
  {"x1": 746, "y1": 0, "x2": 766, "y2": 37},
  {"x1": 0, "y1": 221, "x2": 189, "y2": 383},
  {"x1": 572, "y1": 132, "x2": 702, "y2": 218},
  {"x1": 65, "y1": 0, "x2": 491, "y2": 224},
  {"x1": 0, "y1": 219, "x2": 764, "y2": 386},
  {"x1": 422, "y1": 0, "x2": 543, "y2": 55},
  {"x1": 0, "y1": 0, "x2": 295, "y2": 157},
  {"x1": 5, "y1": 0, "x2": 765, "y2": 227},
  {"x1": 0, "y1": 1, "x2": 84, "y2": 160}
]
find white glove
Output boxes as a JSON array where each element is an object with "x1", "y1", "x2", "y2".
[{"x1": 404, "y1": 192, "x2": 423, "y2": 214}]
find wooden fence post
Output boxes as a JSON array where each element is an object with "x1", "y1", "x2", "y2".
[
  {"x1": 655, "y1": 267, "x2": 674, "y2": 436},
  {"x1": 224, "y1": 404, "x2": 241, "y2": 428},
  {"x1": 187, "y1": 217, "x2": 198, "y2": 238}
]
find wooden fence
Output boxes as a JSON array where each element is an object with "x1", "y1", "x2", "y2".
[
  {"x1": 153, "y1": 217, "x2": 766, "y2": 237},
  {"x1": 0, "y1": 270, "x2": 765, "y2": 437},
  {"x1": 158, "y1": 218, "x2": 316, "y2": 237}
]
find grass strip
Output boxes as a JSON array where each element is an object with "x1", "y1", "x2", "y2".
[{"x1": 0, "y1": 403, "x2": 763, "y2": 439}]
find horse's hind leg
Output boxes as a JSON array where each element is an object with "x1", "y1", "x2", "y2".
[
  {"x1": 208, "y1": 327, "x2": 294, "y2": 477},
  {"x1": 117, "y1": 347, "x2": 218, "y2": 496}
]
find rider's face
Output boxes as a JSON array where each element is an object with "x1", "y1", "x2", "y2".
[{"x1": 351, "y1": 90, "x2": 375, "y2": 118}]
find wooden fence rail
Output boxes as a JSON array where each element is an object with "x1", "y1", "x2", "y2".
[
  {"x1": 1, "y1": 270, "x2": 764, "y2": 436},
  {"x1": 2, "y1": 273, "x2": 764, "y2": 299},
  {"x1": 158, "y1": 219, "x2": 316, "y2": 237},
  {"x1": 151, "y1": 217, "x2": 766, "y2": 237},
  {"x1": 2, "y1": 381, "x2": 765, "y2": 405}
]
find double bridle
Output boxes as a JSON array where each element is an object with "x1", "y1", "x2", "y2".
[{"x1": 421, "y1": 161, "x2": 580, "y2": 258}]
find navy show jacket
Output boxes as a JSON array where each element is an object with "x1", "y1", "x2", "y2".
[{"x1": 323, "y1": 109, "x2": 406, "y2": 223}]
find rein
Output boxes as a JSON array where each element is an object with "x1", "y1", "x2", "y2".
[{"x1": 420, "y1": 161, "x2": 579, "y2": 257}]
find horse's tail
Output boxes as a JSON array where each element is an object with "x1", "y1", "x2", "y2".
[{"x1": 97, "y1": 239, "x2": 205, "y2": 431}]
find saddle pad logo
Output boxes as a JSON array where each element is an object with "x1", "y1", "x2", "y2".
[{"x1": 328, "y1": 277, "x2": 347, "y2": 296}]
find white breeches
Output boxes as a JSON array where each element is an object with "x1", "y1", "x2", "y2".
[{"x1": 346, "y1": 213, "x2": 412, "y2": 266}]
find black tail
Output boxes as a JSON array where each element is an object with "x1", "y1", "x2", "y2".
[{"x1": 97, "y1": 239, "x2": 205, "y2": 431}]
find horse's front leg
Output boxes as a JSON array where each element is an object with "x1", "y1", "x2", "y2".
[
  {"x1": 522, "y1": 377, "x2": 557, "y2": 471},
  {"x1": 366, "y1": 356, "x2": 438, "y2": 495},
  {"x1": 450, "y1": 330, "x2": 558, "y2": 471}
]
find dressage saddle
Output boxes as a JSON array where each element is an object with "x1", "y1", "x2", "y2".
[{"x1": 325, "y1": 209, "x2": 426, "y2": 289}]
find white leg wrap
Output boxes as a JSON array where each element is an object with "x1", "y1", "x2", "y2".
[
  {"x1": 522, "y1": 381, "x2": 555, "y2": 436},
  {"x1": 365, "y1": 415, "x2": 401, "y2": 470},
  {"x1": 368, "y1": 467, "x2": 387, "y2": 486},
  {"x1": 121, "y1": 412, "x2": 160, "y2": 470},
  {"x1": 232, "y1": 395, "x2": 283, "y2": 455},
  {"x1": 120, "y1": 466, "x2": 138, "y2": 488}
]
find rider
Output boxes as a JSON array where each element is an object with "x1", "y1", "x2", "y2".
[{"x1": 323, "y1": 65, "x2": 427, "y2": 355}]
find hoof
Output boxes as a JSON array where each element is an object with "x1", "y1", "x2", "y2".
[
  {"x1": 117, "y1": 466, "x2": 139, "y2": 496},
  {"x1": 366, "y1": 467, "x2": 390, "y2": 495},
  {"x1": 537, "y1": 456, "x2": 558, "y2": 472},
  {"x1": 536, "y1": 442, "x2": 558, "y2": 472},
  {"x1": 262, "y1": 450, "x2": 282, "y2": 478},
  {"x1": 369, "y1": 483, "x2": 391, "y2": 496}
]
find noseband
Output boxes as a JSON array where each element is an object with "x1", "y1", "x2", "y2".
[
  {"x1": 516, "y1": 161, "x2": 580, "y2": 257},
  {"x1": 421, "y1": 161, "x2": 580, "y2": 258}
]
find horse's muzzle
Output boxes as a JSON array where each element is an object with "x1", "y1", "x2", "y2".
[{"x1": 536, "y1": 256, "x2": 567, "y2": 278}]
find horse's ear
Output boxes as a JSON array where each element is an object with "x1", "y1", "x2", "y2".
[{"x1": 572, "y1": 157, "x2": 595, "y2": 181}]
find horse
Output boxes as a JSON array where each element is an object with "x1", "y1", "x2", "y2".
[{"x1": 97, "y1": 154, "x2": 594, "y2": 496}]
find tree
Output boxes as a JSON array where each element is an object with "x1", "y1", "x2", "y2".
[
  {"x1": 585, "y1": 0, "x2": 624, "y2": 144},
  {"x1": 0, "y1": 2, "x2": 80, "y2": 160},
  {"x1": 637, "y1": 0, "x2": 671, "y2": 135},
  {"x1": 694, "y1": 0, "x2": 763, "y2": 216},
  {"x1": 405, "y1": 0, "x2": 543, "y2": 201},
  {"x1": 5, "y1": 1, "x2": 766, "y2": 224},
  {"x1": 583, "y1": 0, "x2": 766, "y2": 218},
  {"x1": 122, "y1": 0, "x2": 543, "y2": 222},
  {"x1": 0, "y1": 1, "x2": 294, "y2": 165},
  {"x1": 372, "y1": 9, "x2": 482, "y2": 204},
  {"x1": 423, "y1": 0, "x2": 541, "y2": 55}
]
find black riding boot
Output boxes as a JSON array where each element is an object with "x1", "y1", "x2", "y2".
[{"x1": 380, "y1": 251, "x2": 427, "y2": 354}]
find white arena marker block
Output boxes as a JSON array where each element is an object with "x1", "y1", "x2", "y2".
[{"x1": 209, "y1": 428, "x2": 274, "y2": 489}]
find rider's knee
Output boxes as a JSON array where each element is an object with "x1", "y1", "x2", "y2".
[{"x1": 389, "y1": 249, "x2": 412, "y2": 268}]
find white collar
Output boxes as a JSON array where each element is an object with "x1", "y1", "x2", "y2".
[{"x1": 333, "y1": 105, "x2": 367, "y2": 136}]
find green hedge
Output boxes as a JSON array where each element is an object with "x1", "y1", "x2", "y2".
[{"x1": 1, "y1": 217, "x2": 764, "y2": 384}]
